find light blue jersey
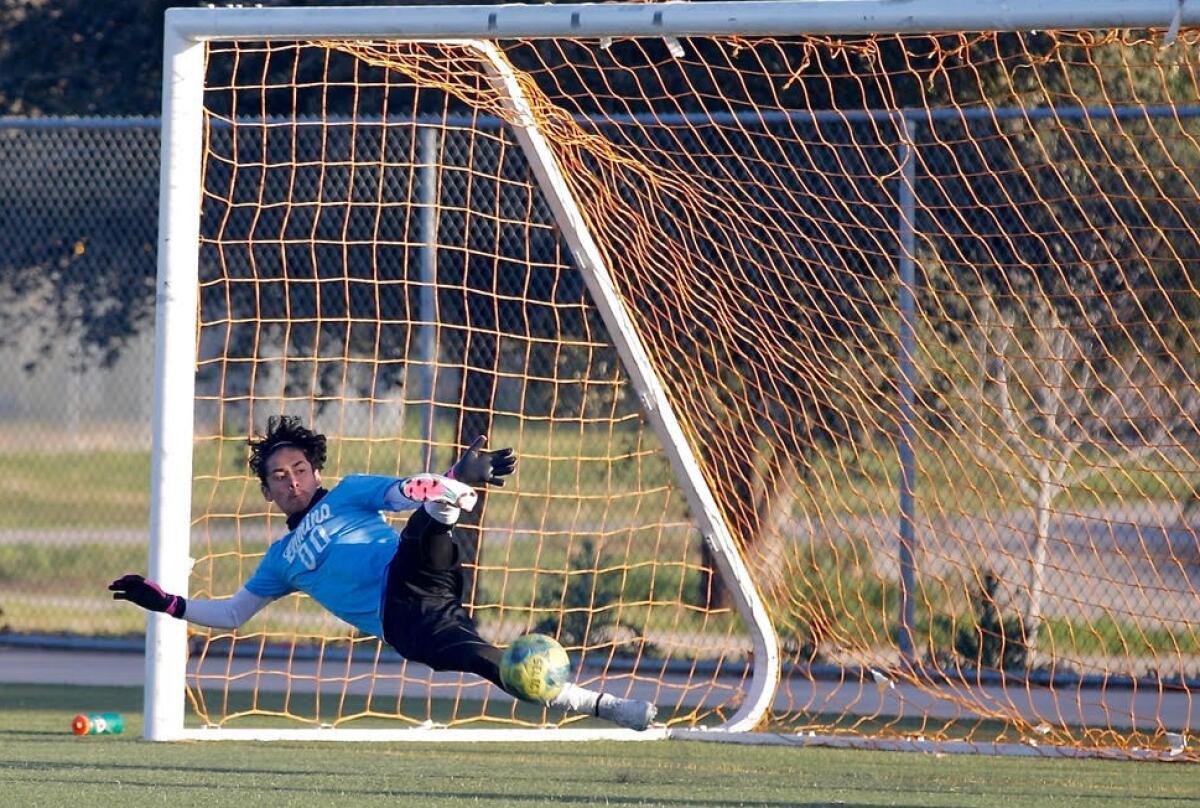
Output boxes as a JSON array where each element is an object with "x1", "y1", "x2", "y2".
[{"x1": 244, "y1": 474, "x2": 408, "y2": 638}]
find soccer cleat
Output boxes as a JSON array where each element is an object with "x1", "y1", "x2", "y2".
[
  {"x1": 597, "y1": 695, "x2": 657, "y2": 731},
  {"x1": 402, "y1": 474, "x2": 478, "y2": 512}
]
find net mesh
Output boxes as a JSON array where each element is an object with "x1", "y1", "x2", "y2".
[{"x1": 191, "y1": 30, "x2": 1199, "y2": 754}]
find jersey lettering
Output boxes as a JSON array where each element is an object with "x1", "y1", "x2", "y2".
[
  {"x1": 282, "y1": 502, "x2": 334, "y2": 571},
  {"x1": 245, "y1": 475, "x2": 405, "y2": 638}
]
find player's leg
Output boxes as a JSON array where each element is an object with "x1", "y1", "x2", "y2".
[
  {"x1": 410, "y1": 607, "x2": 657, "y2": 731},
  {"x1": 389, "y1": 507, "x2": 463, "y2": 595},
  {"x1": 382, "y1": 518, "x2": 656, "y2": 730}
]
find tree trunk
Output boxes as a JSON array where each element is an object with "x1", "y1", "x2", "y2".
[{"x1": 1024, "y1": 466, "x2": 1053, "y2": 658}]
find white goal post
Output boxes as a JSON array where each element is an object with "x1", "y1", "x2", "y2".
[{"x1": 149, "y1": 0, "x2": 1199, "y2": 743}]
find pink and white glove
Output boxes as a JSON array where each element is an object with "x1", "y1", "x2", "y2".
[{"x1": 401, "y1": 473, "x2": 479, "y2": 512}]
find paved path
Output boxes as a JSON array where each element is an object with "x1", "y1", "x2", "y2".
[{"x1": 2, "y1": 647, "x2": 1193, "y2": 735}]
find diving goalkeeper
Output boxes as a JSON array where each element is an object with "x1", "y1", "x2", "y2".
[{"x1": 110, "y1": 415, "x2": 656, "y2": 731}]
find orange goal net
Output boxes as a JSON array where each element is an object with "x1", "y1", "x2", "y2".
[{"x1": 181, "y1": 16, "x2": 1198, "y2": 757}]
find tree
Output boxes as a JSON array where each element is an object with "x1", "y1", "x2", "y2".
[
  {"x1": 945, "y1": 285, "x2": 1199, "y2": 656},
  {"x1": 0, "y1": 0, "x2": 177, "y2": 117},
  {"x1": 914, "y1": 30, "x2": 1200, "y2": 658},
  {"x1": 0, "y1": 0, "x2": 522, "y2": 368}
]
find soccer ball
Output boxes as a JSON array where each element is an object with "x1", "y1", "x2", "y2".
[{"x1": 500, "y1": 633, "x2": 571, "y2": 703}]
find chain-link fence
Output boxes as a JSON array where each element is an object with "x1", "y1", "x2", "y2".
[
  {"x1": 2, "y1": 112, "x2": 1197, "y2": 661},
  {"x1": 0, "y1": 119, "x2": 160, "y2": 637}
]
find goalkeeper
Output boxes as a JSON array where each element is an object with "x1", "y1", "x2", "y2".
[{"x1": 110, "y1": 415, "x2": 655, "y2": 731}]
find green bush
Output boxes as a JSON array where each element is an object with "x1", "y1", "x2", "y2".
[
  {"x1": 941, "y1": 571, "x2": 1028, "y2": 670},
  {"x1": 772, "y1": 536, "x2": 892, "y2": 662},
  {"x1": 533, "y1": 539, "x2": 645, "y2": 650}
]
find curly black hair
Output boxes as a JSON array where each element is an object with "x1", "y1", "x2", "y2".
[{"x1": 248, "y1": 415, "x2": 328, "y2": 483}]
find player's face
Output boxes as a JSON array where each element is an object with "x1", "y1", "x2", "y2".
[{"x1": 261, "y1": 446, "x2": 322, "y2": 516}]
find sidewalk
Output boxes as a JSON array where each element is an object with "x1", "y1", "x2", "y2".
[
  {"x1": 0, "y1": 647, "x2": 144, "y2": 688},
  {"x1": 2, "y1": 645, "x2": 1195, "y2": 733}
]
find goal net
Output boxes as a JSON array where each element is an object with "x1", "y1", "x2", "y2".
[{"x1": 151, "y1": 3, "x2": 1199, "y2": 757}]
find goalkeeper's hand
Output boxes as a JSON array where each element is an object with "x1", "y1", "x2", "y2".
[
  {"x1": 108, "y1": 574, "x2": 186, "y2": 618},
  {"x1": 448, "y1": 435, "x2": 516, "y2": 487}
]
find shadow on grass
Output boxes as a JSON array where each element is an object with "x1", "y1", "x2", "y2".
[
  {"x1": 0, "y1": 683, "x2": 144, "y2": 714},
  {"x1": 0, "y1": 772, "x2": 970, "y2": 807}
]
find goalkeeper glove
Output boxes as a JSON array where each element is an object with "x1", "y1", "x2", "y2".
[
  {"x1": 448, "y1": 435, "x2": 516, "y2": 486},
  {"x1": 108, "y1": 574, "x2": 186, "y2": 618},
  {"x1": 398, "y1": 473, "x2": 478, "y2": 513}
]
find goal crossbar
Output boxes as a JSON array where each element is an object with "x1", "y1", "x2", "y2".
[{"x1": 166, "y1": 1, "x2": 1194, "y2": 40}]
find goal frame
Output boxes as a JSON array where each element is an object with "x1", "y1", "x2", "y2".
[{"x1": 149, "y1": 0, "x2": 1196, "y2": 742}]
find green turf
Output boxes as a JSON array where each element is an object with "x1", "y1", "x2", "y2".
[{"x1": 0, "y1": 683, "x2": 1194, "y2": 807}]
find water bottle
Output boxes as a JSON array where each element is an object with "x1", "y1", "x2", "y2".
[{"x1": 71, "y1": 712, "x2": 124, "y2": 736}]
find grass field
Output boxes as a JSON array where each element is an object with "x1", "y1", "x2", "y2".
[
  {"x1": 0, "y1": 683, "x2": 1195, "y2": 807},
  {"x1": 5, "y1": 421, "x2": 1195, "y2": 531}
]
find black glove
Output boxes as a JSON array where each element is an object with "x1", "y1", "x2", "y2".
[
  {"x1": 449, "y1": 435, "x2": 516, "y2": 487},
  {"x1": 109, "y1": 574, "x2": 186, "y2": 618}
]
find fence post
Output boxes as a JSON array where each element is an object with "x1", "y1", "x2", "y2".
[
  {"x1": 416, "y1": 124, "x2": 440, "y2": 469},
  {"x1": 895, "y1": 111, "x2": 919, "y2": 663}
]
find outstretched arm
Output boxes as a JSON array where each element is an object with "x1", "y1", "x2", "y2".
[
  {"x1": 109, "y1": 575, "x2": 271, "y2": 629},
  {"x1": 386, "y1": 436, "x2": 517, "y2": 526},
  {"x1": 184, "y1": 587, "x2": 272, "y2": 629}
]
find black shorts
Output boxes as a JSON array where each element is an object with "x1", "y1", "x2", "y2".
[{"x1": 380, "y1": 524, "x2": 491, "y2": 672}]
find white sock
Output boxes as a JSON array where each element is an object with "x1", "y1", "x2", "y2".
[
  {"x1": 422, "y1": 499, "x2": 461, "y2": 525},
  {"x1": 547, "y1": 682, "x2": 603, "y2": 716}
]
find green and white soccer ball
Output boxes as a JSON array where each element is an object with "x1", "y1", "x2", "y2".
[{"x1": 500, "y1": 633, "x2": 571, "y2": 703}]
